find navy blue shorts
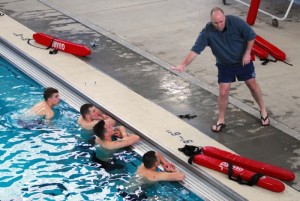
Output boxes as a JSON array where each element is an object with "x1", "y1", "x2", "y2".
[{"x1": 216, "y1": 62, "x2": 256, "y2": 83}]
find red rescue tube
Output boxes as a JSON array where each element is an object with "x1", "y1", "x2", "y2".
[
  {"x1": 246, "y1": 0, "x2": 261, "y2": 25},
  {"x1": 252, "y1": 43, "x2": 268, "y2": 59},
  {"x1": 33, "y1": 32, "x2": 91, "y2": 57},
  {"x1": 255, "y1": 35, "x2": 286, "y2": 61},
  {"x1": 202, "y1": 146, "x2": 295, "y2": 181},
  {"x1": 193, "y1": 154, "x2": 285, "y2": 192}
]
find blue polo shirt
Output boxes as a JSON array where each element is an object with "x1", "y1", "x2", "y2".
[{"x1": 191, "y1": 15, "x2": 256, "y2": 66}]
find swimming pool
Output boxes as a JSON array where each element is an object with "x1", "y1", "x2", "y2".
[{"x1": 0, "y1": 56, "x2": 205, "y2": 200}]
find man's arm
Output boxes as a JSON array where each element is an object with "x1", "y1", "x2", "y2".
[
  {"x1": 78, "y1": 116, "x2": 99, "y2": 130},
  {"x1": 95, "y1": 108, "x2": 105, "y2": 118},
  {"x1": 151, "y1": 171, "x2": 185, "y2": 182},
  {"x1": 115, "y1": 126, "x2": 128, "y2": 138},
  {"x1": 243, "y1": 39, "x2": 255, "y2": 66},
  {"x1": 171, "y1": 51, "x2": 198, "y2": 73},
  {"x1": 105, "y1": 134, "x2": 140, "y2": 149},
  {"x1": 156, "y1": 152, "x2": 176, "y2": 172},
  {"x1": 171, "y1": 28, "x2": 208, "y2": 73}
]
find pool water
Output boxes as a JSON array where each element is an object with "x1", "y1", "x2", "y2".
[{"x1": 0, "y1": 56, "x2": 204, "y2": 200}]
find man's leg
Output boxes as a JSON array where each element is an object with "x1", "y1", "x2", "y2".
[
  {"x1": 212, "y1": 83, "x2": 231, "y2": 132},
  {"x1": 245, "y1": 78, "x2": 269, "y2": 126}
]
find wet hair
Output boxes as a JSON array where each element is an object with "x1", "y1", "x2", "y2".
[
  {"x1": 210, "y1": 7, "x2": 224, "y2": 16},
  {"x1": 43, "y1": 87, "x2": 58, "y2": 100},
  {"x1": 143, "y1": 151, "x2": 157, "y2": 169},
  {"x1": 80, "y1": 103, "x2": 94, "y2": 118},
  {"x1": 93, "y1": 120, "x2": 106, "y2": 140}
]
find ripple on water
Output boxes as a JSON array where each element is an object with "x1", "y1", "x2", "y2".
[{"x1": 0, "y1": 58, "x2": 203, "y2": 200}]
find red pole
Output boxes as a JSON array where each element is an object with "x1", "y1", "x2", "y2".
[{"x1": 246, "y1": 0, "x2": 261, "y2": 25}]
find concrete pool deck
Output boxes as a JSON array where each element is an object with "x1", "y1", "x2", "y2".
[{"x1": 0, "y1": 0, "x2": 299, "y2": 200}]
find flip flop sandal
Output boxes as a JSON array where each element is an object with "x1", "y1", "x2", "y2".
[
  {"x1": 178, "y1": 114, "x2": 190, "y2": 119},
  {"x1": 178, "y1": 114, "x2": 197, "y2": 119},
  {"x1": 211, "y1": 123, "x2": 226, "y2": 133},
  {"x1": 261, "y1": 115, "x2": 270, "y2": 126},
  {"x1": 186, "y1": 114, "x2": 197, "y2": 119}
]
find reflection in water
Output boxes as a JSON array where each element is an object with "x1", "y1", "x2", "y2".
[{"x1": 160, "y1": 74, "x2": 191, "y2": 102}]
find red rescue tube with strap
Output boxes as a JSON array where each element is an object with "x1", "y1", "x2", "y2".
[
  {"x1": 252, "y1": 43, "x2": 268, "y2": 59},
  {"x1": 33, "y1": 32, "x2": 91, "y2": 56},
  {"x1": 202, "y1": 146, "x2": 295, "y2": 181},
  {"x1": 246, "y1": 0, "x2": 261, "y2": 25},
  {"x1": 255, "y1": 35, "x2": 286, "y2": 61},
  {"x1": 193, "y1": 154, "x2": 285, "y2": 192}
]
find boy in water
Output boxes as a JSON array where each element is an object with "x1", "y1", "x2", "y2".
[
  {"x1": 119, "y1": 151, "x2": 185, "y2": 200},
  {"x1": 29, "y1": 87, "x2": 60, "y2": 121},
  {"x1": 137, "y1": 151, "x2": 185, "y2": 181},
  {"x1": 19, "y1": 87, "x2": 60, "y2": 129},
  {"x1": 78, "y1": 103, "x2": 116, "y2": 130},
  {"x1": 92, "y1": 120, "x2": 140, "y2": 170}
]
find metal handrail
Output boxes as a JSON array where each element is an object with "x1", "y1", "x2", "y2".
[{"x1": 233, "y1": 0, "x2": 295, "y2": 21}]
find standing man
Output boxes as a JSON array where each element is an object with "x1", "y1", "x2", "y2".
[{"x1": 171, "y1": 7, "x2": 269, "y2": 132}]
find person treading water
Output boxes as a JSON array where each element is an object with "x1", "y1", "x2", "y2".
[
  {"x1": 119, "y1": 151, "x2": 185, "y2": 200},
  {"x1": 92, "y1": 120, "x2": 140, "y2": 171},
  {"x1": 18, "y1": 87, "x2": 60, "y2": 129}
]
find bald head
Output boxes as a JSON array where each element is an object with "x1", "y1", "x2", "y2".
[
  {"x1": 210, "y1": 7, "x2": 224, "y2": 16},
  {"x1": 211, "y1": 7, "x2": 226, "y2": 32}
]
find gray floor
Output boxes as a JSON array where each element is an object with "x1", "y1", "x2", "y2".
[{"x1": 1, "y1": 0, "x2": 299, "y2": 191}]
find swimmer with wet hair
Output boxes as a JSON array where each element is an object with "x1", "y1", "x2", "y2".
[
  {"x1": 78, "y1": 103, "x2": 116, "y2": 130},
  {"x1": 93, "y1": 120, "x2": 140, "y2": 150},
  {"x1": 118, "y1": 151, "x2": 185, "y2": 200},
  {"x1": 28, "y1": 87, "x2": 60, "y2": 122},
  {"x1": 138, "y1": 151, "x2": 185, "y2": 181},
  {"x1": 91, "y1": 120, "x2": 140, "y2": 171}
]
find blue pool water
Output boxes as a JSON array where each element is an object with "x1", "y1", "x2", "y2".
[{"x1": 0, "y1": 56, "x2": 204, "y2": 200}]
